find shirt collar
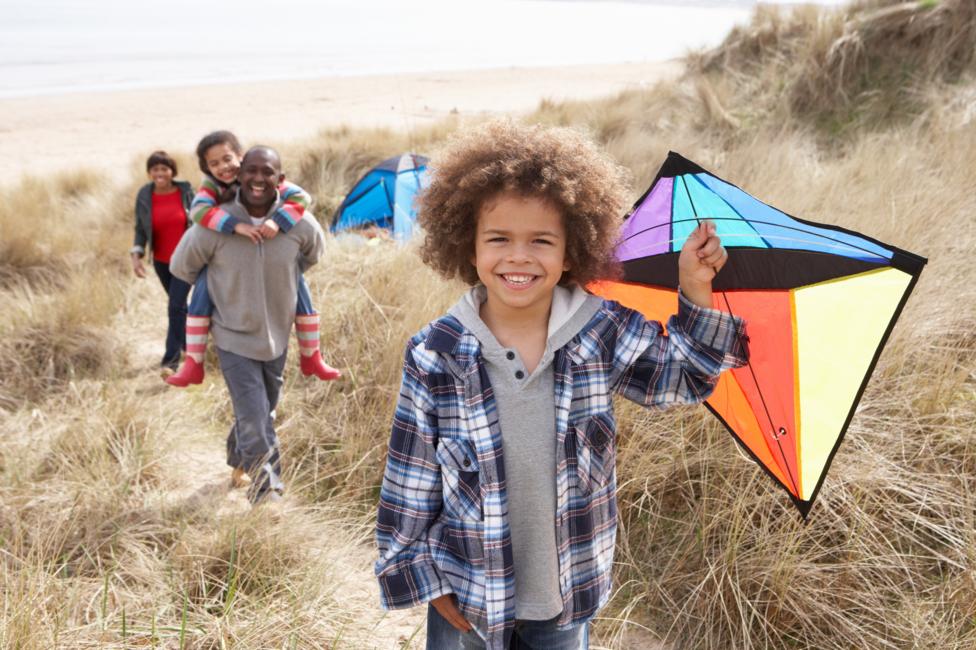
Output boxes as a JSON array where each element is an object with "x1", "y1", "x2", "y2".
[{"x1": 447, "y1": 284, "x2": 602, "y2": 355}]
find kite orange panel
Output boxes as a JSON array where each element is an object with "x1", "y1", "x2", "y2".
[
  {"x1": 589, "y1": 281, "x2": 797, "y2": 494},
  {"x1": 588, "y1": 281, "x2": 677, "y2": 327},
  {"x1": 714, "y1": 291, "x2": 800, "y2": 497},
  {"x1": 708, "y1": 372, "x2": 792, "y2": 491}
]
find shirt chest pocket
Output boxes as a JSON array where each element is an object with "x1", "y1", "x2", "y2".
[
  {"x1": 568, "y1": 413, "x2": 616, "y2": 495},
  {"x1": 436, "y1": 438, "x2": 483, "y2": 522}
]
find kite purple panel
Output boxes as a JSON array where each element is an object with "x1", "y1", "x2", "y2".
[{"x1": 617, "y1": 176, "x2": 673, "y2": 262}]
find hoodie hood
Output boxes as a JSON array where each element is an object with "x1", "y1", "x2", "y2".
[{"x1": 449, "y1": 283, "x2": 602, "y2": 355}]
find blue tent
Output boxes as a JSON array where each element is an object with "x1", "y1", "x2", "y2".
[{"x1": 331, "y1": 153, "x2": 429, "y2": 241}]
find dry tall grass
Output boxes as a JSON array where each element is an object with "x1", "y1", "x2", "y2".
[
  {"x1": 696, "y1": 0, "x2": 976, "y2": 135},
  {"x1": 2, "y1": 2, "x2": 974, "y2": 647}
]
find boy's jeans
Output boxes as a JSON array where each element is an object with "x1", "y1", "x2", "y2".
[{"x1": 426, "y1": 604, "x2": 588, "y2": 650}]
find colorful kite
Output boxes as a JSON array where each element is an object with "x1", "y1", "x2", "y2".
[{"x1": 591, "y1": 152, "x2": 926, "y2": 517}]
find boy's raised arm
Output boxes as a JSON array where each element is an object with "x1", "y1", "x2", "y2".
[
  {"x1": 610, "y1": 221, "x2": 749, "y2": 407},
  {"x1": 375, "y1": 345, "x2": 454, "y2": 610},
  {"x1": 609, "y1": 292, "x2": 749, "y2": 408}
]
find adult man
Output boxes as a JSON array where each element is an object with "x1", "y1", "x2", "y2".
[{"x1": 170, "y1": 146, "x2": 325, "y2": 503}]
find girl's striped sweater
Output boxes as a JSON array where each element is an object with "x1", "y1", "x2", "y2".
[{"x1": 189, "y1": 176, "x2": 310, "y2": 234}]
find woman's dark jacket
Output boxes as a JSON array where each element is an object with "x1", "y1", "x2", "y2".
[{"x1": 131, "y1": 180, "x2": 195, "y2": 259}]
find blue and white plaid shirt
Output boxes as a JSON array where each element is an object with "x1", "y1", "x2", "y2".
[{"x1": 375, "y1": 292, "x2": 749, "y2": 649}]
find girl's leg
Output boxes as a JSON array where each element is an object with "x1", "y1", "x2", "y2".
[
  {"x1": 294, "y1": 273, "x2": 341, "y2": 380},
  {"x1": 166, "y1": 267, "x2": 213, "y2": 387},
  {"x1": 295, "y1": 272, "x2": 314, "y2": 316}
]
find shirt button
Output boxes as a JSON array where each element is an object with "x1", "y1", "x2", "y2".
[
  {"x1": 462, "y1": 457, "x2": 471, "y2": 468},
  {"x1": 506, "y1": 351, "x2": 515, "y2": 361},
  {"x1": 515, "y1": 370, "x2": 525, "y2": 379}
]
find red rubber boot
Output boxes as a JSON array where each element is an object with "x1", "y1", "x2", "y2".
[
  {"x1": 300, "y1": 349, "x2": 342, "y2": 381},
  {"x1": 165, "y1": 355, "x2": 205, "y2": 387}
]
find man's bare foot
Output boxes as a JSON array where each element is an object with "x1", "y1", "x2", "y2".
[{"x1": 231, "y1": 467, "x2": 250, "y2": 488}]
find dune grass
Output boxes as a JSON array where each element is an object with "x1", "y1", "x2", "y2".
[{"x1": 1, "y1": 1, "x2": 974, "y2": 647}]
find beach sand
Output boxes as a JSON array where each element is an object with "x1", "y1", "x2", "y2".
[{"x1": 0, "y1": 61, "x2": 681, "y2": 183}]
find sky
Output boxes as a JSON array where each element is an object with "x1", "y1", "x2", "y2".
[{"x1": 0, "y1": 0, "x2": 850, "y2": 98}]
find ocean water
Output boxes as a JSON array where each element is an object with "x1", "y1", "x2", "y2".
[{"x1": 0, "y1": 0, "x2": 845, "y2": 98}]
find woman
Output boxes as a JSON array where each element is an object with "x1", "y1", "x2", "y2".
[{"x1": 130, "y1": 150, "x2": 195, "y2": 376}]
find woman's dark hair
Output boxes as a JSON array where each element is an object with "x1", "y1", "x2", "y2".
[
  {"x1": 195, "y1": 130, "x2": 243, "y2": 177},
  {"x1": 146, "y1": 150, "x2": 178, "y2": 175}
]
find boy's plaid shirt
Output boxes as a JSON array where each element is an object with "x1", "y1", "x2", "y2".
[{"x1": 375, "y1": 293, "x2": 748, "y2": 650}]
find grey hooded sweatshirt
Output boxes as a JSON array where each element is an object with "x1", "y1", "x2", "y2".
[{"x1": 449, "y1": 283, "x2": 603, "y2": 620}]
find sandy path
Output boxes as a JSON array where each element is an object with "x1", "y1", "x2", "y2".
[
  {"x1": 120, "y1": 277, "x2": 426, "y2": 648},
  {"x1": 121, "y1": 276, "x2": 673, "y2": 648},
  {"x1": 0, "y1": 61, "x2": 681, "y2": 182}
]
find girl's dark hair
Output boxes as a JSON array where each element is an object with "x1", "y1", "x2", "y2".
[
  {"x1": 146, "y1": 150, "x2": 177, "y2": 175},
  {"x1": 195, "y1": 130, "x2": 243, "y2": 177}
]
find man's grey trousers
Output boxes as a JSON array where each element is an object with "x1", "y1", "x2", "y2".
[{"x1": 217, "y1": 347, "x2": 287, "y2": 501}]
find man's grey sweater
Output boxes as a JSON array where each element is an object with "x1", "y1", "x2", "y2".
[{"x1": 169, "y1": 195, "x2": 325, "y2": 361}]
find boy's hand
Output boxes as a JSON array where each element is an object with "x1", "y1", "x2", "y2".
[
  {"x1": 130, "y1": 254, "x2": 146, "y2": 278},
  {"x1": 678, "y1": 219, "x2": 727, "y2": 308},
  {"x1": 431, "y1": 594, "x2": 473, "y2": 633},
  {"x1": 234, "y1": 222, "x2": 263, "y2": 244},
  {"x1": 258, "y1": 220, "x2": 279, "y2": 240}
]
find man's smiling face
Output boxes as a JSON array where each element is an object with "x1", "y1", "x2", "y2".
[{"x1": 238, "y1": 147, "x2": 283, "y2": 214}]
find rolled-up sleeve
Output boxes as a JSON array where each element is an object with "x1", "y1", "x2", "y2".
[{"x1": 611, "y1": 290, "x2": 749, "y2": 407}]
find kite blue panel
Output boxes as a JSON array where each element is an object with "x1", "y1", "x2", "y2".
[
  {"x1": 670, "y1": 175, "x2": 698, "y2": 252},
  {"x1": 684, "y1": 175, "x2": 769, "y2": 250},
  {"x1": 695, "y1": 173, "x2": 893, "y2": 262}
]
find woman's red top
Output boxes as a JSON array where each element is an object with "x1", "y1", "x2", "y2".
[{"x1": 151, "y1": 190, "x2": 187, "y2": 263}]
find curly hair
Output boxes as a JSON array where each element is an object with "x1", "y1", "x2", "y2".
[{"x1": 417, "y1": 119, "x2": 629, "y2": 286}]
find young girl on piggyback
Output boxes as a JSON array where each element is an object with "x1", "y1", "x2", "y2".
[
  {"x1": 165, "y1": 130, "x2": 341, "y2": 387},
  {"x1": 374, "y1": 120, "x2": 750, "y2": 649}
]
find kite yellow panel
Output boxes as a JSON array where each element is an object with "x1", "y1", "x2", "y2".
[{"x1": 793, "y1": 268, "x2": 913, "y2": 500}]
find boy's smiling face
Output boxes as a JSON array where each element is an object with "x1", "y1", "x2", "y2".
[{"x1": 472, "y1": 191, "x2": 570, "y2": 318}]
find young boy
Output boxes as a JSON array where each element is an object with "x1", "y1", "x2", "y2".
[{"x1": 374, "y1": 121, "x2": 749, "y2": 649}]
